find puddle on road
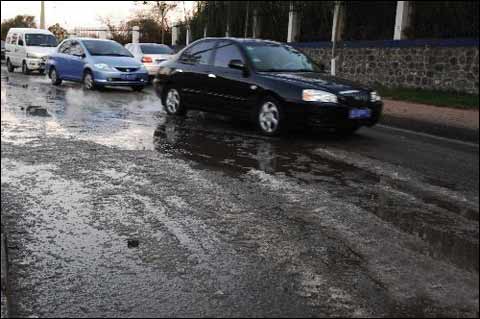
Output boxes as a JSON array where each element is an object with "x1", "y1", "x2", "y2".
[
  {"x1": 1, "y1": 72, "x2": 163, "y2": 150},
  {"x1": 152, "y1": 116, "x2": 479, "y2": 273},
  {"x1": 2, "y1": 69, "x2": 478, "y2": 274}
]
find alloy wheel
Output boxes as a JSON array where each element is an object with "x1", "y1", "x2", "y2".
[
  {"x1": 259, "y1": 101, "x2": 280, "y2": 133},
  {"x1": 166, "y1": 89, "x2": 180, "y2": 114}
]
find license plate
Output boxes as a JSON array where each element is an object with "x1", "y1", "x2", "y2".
[
  {"x1": 349, "y1": 108, "x2": 371, "y2": 119},
  {"x1": 122, "y1": 74, "x2": 137, "y2": 81}
]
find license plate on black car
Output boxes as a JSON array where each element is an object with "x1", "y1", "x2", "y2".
[{"x1": 349, "y1": 108, "x2": 371, "y2": 119}]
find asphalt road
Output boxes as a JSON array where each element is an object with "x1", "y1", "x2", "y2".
[{"x1": 1, "y1": 67, "x2": 479, "y2": 317}]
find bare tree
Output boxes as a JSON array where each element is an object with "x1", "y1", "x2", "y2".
[{"x1": 138, "y1": 1, "x2": 177, "y2": 43}]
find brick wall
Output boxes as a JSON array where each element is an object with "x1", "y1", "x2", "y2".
[{"x1": 294, "y1": 39, "x2": 479, "y2": 94}]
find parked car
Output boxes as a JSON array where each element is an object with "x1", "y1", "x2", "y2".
[
  {"x1": 125, "y1": 43, "x2": 174, "y2": 76},
  {"x1": 5, "y1": 28, "x2": 57, "y2": 74},
  {"x1": 46, "y1": 38, "x2": 149, "y2": 91},
  {"x1": 1, "y1": 40, "x2": 5, "y2": 61},
  {"x1": 153, "y1": 38, "x2": 383, "y2": 136}
]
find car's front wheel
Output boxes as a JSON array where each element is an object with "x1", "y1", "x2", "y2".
[
  {"x1": 49, "y1": 67, "x2": 62, "y2": 86},
  {"x1": 83, "y1": 70, "x2": 96, "y2": 90},
  {"x1": 256, "y1": 97, "x2": 284, "y2": 136},
  {"x1": 22, "y1": 61, "x2": 30, "y2": 75},
  {"x1": 7, "y1": 59, "x2": 15, "y2": 72},
  {"x1": 163, "y1": 87, "x2": 187, "y2": 116}
]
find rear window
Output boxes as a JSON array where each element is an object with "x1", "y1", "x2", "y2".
[
  {"x1": 140, "y1": 45, "x2": 173, "y2": 55},
  {"x1": 25, "y1": 34, "x2": 57, "y2": 47}
]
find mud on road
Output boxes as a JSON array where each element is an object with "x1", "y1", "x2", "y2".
[{"x1": 1, "y1": 67, "x2": 479, "y2": 317}]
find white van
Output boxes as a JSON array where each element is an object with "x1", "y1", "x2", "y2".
[{"x1": 5, "y1": 28, "x2": 58, "y2": 74}]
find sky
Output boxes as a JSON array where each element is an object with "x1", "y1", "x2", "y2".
[{"x1": 1, "y1": 1, "x2": 190, "y2": 29}]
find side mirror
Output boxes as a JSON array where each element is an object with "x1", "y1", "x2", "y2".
[
  {"x1": 18, "y1": 39, "x2": 24, "y2": 46},
  {"x1": 228, "y1": 59, "x2": 246, "y2": 71}
]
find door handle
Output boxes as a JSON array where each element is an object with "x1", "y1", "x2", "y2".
[{"x1": 208, "y1": 73, "x2": 216, "y2": 78}]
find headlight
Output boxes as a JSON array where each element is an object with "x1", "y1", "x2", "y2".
[
  {"x1": 94, "y1": 63, "x2": 114, "y2": 71},
  {"x1": 27, "y1": 52, "x2": 41, "y2": 59},
  {"x1": 370, "y1": 91, "x2": 381, "y2": 102},
  {"x1": 302, "y1": 89, "x2": 338, "y2": 103}
]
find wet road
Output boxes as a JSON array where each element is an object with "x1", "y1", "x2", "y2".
[{"x1": 1, "y1": 66, "x2": 479, "y2": 317}]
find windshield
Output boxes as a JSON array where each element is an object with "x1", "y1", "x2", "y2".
[
  {"x1": 244, "y1": 42, "x2": 320, "y2": 72},
  {"x1": 140, "y1": 44, "x2": 173, "y2": 55},
  {"x1": 25, "y1": 34, "x2": 57, "y2": 47},
  {"x1": 83, "y1": 40, "x2": 133, "y2": 57}
]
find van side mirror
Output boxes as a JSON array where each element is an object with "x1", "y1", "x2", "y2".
[
  {"x1": 18, "y1": 39, "x2": 24, "y2": 46},
  {"x1": 228, "y1": 59, "x2": 246, "y2": 70}
]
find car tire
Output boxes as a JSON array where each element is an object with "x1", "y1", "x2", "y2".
[
  {"x1": 49, "y1": 67, "x2": 62, "y2": 86},
  {"x1": 83, "y1": 70, "x2": 96, "y2": 91},
  {"x1": 256, "y1": 96, "x2": 284, "y2": 136},
  {"x1": 7, "y1": 59, "x2": 15, "y2": 72},
  {"x1": 132, "y1": 86, "x2": 144, "y2": 92},
  {"x1": 163, "y1": 86, "x2": 187, "y2": 116},
  {"x1": 22, "y1": 61, "x2": 30, "y2": 75}
]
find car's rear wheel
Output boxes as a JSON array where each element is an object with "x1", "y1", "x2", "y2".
[
  {"x1": 83, "y1": 70, "x2": 96, "y2": 90},
  {"x1": 50, "y1": 67, "x2": 62, "y2": 86},
  {"x1": 163, "y1": 87, "x2": 187, "y2": 116},
  {"x1": 7, "y1": 59, "x2": 15, "y2": 72},
  {"x1": 256, "y1": 97, "x2": 284, "y2": 136},
  {"x1": 22, "y1": 61, "x2": 30, "y2": 75}
]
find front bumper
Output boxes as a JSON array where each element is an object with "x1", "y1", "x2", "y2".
[
  {"x1": 26, "y1": 58, "x2": 45, "y2": 70},
  {"x1": 286, "y1": 101, "x2": 383, "y2": 129},
  {"x1": 92, "y1": 69, "x2": 149, "y2": 86}
]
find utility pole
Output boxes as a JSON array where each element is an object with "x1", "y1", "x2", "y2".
[{"x1": 40, "y1": 1, "x2": 45, "y2": 29}]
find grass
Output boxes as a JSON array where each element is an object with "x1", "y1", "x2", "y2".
[{"x1": 376, "y1": 86, "x2": 479, "y2": 110}]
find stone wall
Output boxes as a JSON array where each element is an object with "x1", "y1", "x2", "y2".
[{"x1": 295, "y1": 40, "x2": 479, "y2": 94}]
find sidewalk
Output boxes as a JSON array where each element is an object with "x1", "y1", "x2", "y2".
[{"x1": 381, "y1": 99, "x2": 479, "y2": 143}]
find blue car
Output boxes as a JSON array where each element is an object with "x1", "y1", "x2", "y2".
[{"x1": 46, "y1": 38, "x2": 149, "y2": 91}]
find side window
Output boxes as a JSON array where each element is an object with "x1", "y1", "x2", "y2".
[
  {"x1": 11, "y1": 34, "x2": 18, "y2": 45},
  {"x1": 180, "y1": 41, "x2": 215, "y2": 65},
  {"x1": 213, "y1": 41, "x2": 244, "y2": 68},
  {"x1": 69, "y1": 42, "x2": 84, "y2": 56},
  {"x1": 59, "y1": 41, "x2": 72, "y2": 54}
]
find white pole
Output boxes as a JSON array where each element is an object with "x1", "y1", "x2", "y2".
[
  {"x1": 40, "y1": 1, "x2": 45, "y2": 29},
  {"x1": 287, "y1": 2, "x2": 300, "y2": 43},
  {"x1": 132, "y1": 26, "x2": 140, "y2": 43},
  {"x1": 394, "y1": 1, "x2": 411, "y2": 40}
]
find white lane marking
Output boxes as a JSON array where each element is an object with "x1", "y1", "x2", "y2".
[{"x1": 377, "y1": 124, "x2": 479, "y2": 149}]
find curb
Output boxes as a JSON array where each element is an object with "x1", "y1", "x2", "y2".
[
  {"x1": 1, "y1": 232, "x2": 9, "y2": 318},
  {"x1": 381, "y1": 114, "x2": 479, "y2": 144}
]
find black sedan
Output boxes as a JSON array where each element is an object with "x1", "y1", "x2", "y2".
[{"x1": 153, "y1": 38, "x2": 383, "y2": 136}]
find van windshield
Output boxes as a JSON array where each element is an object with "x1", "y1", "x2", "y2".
[{"x1": 25, "y1": 34, "x2": 57, "y2": 47}]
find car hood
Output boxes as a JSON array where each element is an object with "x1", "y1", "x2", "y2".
[
  {"x1": 26, "y1": 46, "x2": 56, "y2": 56},
  {"x1": 260, "y1": 71, "x2": 371, "y2": 93},
  {"x1": 91, "y1": 56, "x2": 142, "y2": 67}
]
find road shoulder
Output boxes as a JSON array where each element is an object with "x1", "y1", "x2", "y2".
[{"x1": 381, "y1": 99, "x2": 479, "y2": 144}]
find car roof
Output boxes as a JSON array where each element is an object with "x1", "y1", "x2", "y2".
[
  {"x1": 195, "y1": 37, "x2": 282, "y2": 46},
  {"x1": 7, "y1": 28, "x2": 54, "y2": 35}
]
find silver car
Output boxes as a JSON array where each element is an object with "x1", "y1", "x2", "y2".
[{"x1": 125, "y1": 43, "x2": 174, "y2": 76}]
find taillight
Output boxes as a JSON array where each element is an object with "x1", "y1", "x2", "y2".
[{"x1": 142, "y1": 56, "x2": 153, "y2": 63}]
